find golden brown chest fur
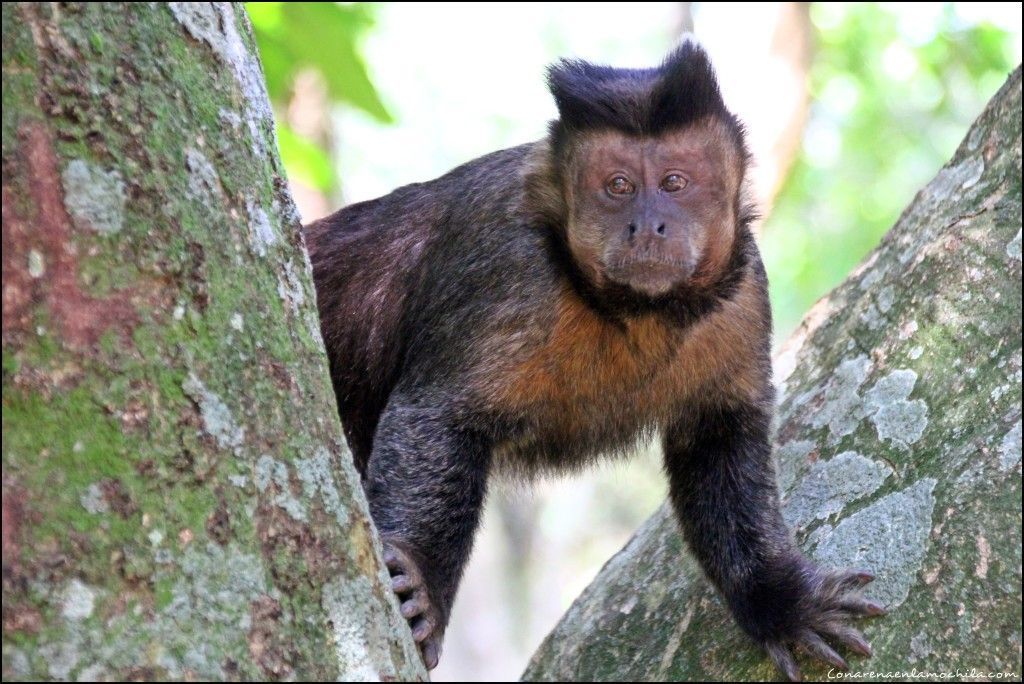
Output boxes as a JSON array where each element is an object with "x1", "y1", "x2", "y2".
[{"x1": 480, "y1": 270, "x2": 768, "y2": 454}]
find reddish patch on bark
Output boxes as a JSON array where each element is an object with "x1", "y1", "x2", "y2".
[
  {"x1": 254, "y1": 499, "x2": 343, "y2": 595},
  {"x1": 2, "y1": 122, "x2": 137, "y2": 348},
  {"x1": 119, "y1": 397, "x2": 150, "y2": 431},
  {"x1": 264, "y1": 358, "x2": 298, "y2": 395},
  {"x1": 247, "y1": 595, "x2": 294, "y2": 678},
  {"x1": 124, "y1": 666, "x2": 160, "y2": 681},
  {"x1": 206, "y1": 491, "x2": 232, "y2": 546},
  {"x1": 3, "y1": 604, "x2": 43, "y2": 635},
  {"x1": 134, "y1": 458, "x2": 158, "y2": 479},
  {"x1": 100, "y1": 478, "x2": 138, "y2": 518},
  {"x1": 1, "y1": 479, "x2": 26, "y2": 572}
]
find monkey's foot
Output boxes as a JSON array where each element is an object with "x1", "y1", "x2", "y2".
[
  {"x1": 762, "y1": 567, "x2": 887, "y2": 682},
  {"x1": 383, "y1": 541, "x2": 445, "y2": 670}
]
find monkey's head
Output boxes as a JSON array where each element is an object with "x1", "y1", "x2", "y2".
[{"x1": 536, "y1": 40, "x2": 752, "y2": 302}]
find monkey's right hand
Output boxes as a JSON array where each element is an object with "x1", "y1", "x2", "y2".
[
  {"x1": 382, "y1": 540, "x2": 445, "y2": 670},
  {"x1": 757, "y1": 565, "x2": 884, "y2": 679},
  {"x1": 737, "y1": 559, "x2": 886, "y2": 682}
]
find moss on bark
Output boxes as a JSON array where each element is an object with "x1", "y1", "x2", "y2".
[{"x1": 1, "y1": 3, "x2": 425, "y2": 680}]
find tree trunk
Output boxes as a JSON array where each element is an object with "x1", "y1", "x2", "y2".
[
  {"x1": 524, "y1": 68, "x2": 1022, "y2": 681},
  {"x1": 1, "y1": 3, "x2": 425, "y2": 681}
]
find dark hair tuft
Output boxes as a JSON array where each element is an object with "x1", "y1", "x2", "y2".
[{"x1": 547, "y1": 39, "x2": 741, "y2": 143}]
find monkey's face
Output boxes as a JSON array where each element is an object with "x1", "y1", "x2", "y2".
[{"x1": 566, "y1": 121, "x2": 741, "y2": 297}]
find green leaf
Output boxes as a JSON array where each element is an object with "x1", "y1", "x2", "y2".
[
  {"x1": 245, "y1": 2, "x2": 392, "y2": 123},
  {"x1": 275, "y1": 124, "x2": 336, "y2": 192}
]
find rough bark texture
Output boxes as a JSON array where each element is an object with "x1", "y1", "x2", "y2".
[
  {"x1": 1, "y1": 3, "x2": 425, "y2": 681},
  {"x1": 525, "y1": 68, "x2": 1022, "y2": 681}
]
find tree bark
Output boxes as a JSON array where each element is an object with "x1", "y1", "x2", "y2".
[
  {"x1": 524, "y1": 68, "x2": 1022, "y2": 681},
  {"x1": 1, "y1": 3, "x2": 425, "y2": 681}
]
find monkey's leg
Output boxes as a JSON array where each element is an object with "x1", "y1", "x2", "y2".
[
  {"x1": 365, "y1": 400, "x2": 491, "y2": 670},
  {"x1": 664, "y1": 400, "x2": 886, "y2": 682}
]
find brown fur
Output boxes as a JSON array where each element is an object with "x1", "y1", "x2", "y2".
[
  {"x1": 484, "y1": 263, "x2": 766, "y2": 447},
  {"x1": 306, "y1": 42, "x2": 883, "y2": 678}
]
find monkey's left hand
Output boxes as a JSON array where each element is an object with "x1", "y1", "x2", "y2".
[
  {"x1": 383, "y1": 541, "x2": 445, "y2": 670},
  {"x1": 743, "y1": 560, "x2": 887, "y2": 682}
]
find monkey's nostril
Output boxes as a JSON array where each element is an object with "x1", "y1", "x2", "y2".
[
  {"x1": 628, "y1": 223, "x2": 637, "y2": 236},
  {"x1": 656, "y1": 224, "x2": 666, "y2": 236}
]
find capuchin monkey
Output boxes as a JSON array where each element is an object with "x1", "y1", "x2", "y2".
[{"x1": 305, "y1": 40, "x2": 885, "y2": 681}]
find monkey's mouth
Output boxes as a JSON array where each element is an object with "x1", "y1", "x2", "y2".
[{"x1": 605, "y1": 257, "x2": 695, "y2": 296}]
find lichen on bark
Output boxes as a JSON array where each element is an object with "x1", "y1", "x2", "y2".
[
  {"x1": 2, "y1": 3, "x2": 424, "y2": 681},
  {"x1": 524, "y1": 68, "x2": 1022, "y2": 681}
]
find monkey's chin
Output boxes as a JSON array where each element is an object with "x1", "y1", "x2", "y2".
[{"x1": 606, "y1": 261, "x2": 689, "y2": 297}]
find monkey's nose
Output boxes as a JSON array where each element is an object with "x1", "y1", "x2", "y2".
[
  {"x1": 622, "y1": 222, "x2": 671, "y2": 242},
  {"x1": 627, "y1": 222, "x2": 669, "y2": 240}
]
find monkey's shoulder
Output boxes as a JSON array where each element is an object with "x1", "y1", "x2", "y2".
[
  {"x1": 307, "y1": 141, "x2": 540, "y2": 242},
  {"x1": 305, "y1": 140, "x2": 546, "y2": 318}
]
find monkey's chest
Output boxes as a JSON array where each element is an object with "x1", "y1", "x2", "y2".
[{"x1": 487, "y1": 314, "x2": 697, "y2": 454}]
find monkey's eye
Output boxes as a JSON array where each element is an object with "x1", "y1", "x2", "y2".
[
  {"x1": 606, "y1": 176, "x2": 635, "y2": 196},
  {"x1": 661, "y1": 174, "x2": 688, "y2": 193}
]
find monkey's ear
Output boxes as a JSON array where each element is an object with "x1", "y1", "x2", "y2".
[{"x1": 648, "y1": 37, "x2": 728, "y2": 131}]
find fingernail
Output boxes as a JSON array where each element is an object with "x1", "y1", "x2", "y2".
[{"x1": 865, "y1": 601, "x2": 887, "y2": 616}]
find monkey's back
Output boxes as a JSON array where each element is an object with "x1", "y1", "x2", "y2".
[{"x1": 304, "y1": 143, "x2": 556, "y2": 470}]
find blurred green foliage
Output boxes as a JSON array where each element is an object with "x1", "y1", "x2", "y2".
[
  {"x1": 247, "y1": 2, "x2": 391, "y2": 192},
  {"x1": 761, "y1": 3, "x2": 1017, "y2": 340}
]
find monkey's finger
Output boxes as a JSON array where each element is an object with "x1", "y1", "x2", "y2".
[
  {"x1": 411, "y1": 615, "x2": 437, "y2": 642},
  {"x1": 765, "y1": 642, "x2": 802, "y2": 682},
  {"x1": 836, "y1": 569, "x2": 875, "y2": 590},
  {"x1": 421, "y1": 638, "x2": 441, "y2": 670},
  {"x1": 838, "y1": 596, "x2": 887, "y2": 617},
  {"x1": 383, "y1": 547, "x2": 403, "y2": 573},
  {"x1": 798, "y1": 630, "x2": 848, "y2": 670},
  {"x1": 391, "y1": 574, "x2": 417, "y2": 594},
  {"x1": 818, "y1": 622, "x2": 872, "y2": 657},
  {"x1": 400, "y1": 598, "x2": 427, "y2": 619}
]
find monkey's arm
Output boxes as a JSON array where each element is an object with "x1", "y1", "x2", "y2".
[
  {"x1": 663, "y1": 398, "x2": 885, "y2": 681},
  {"x1": 365, "y1": 393, "x2": 491, "y2": 670}
]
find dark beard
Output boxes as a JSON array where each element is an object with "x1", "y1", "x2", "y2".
[{"x1": 546, "y1": 225, "x2": 754, "y2": 329}]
